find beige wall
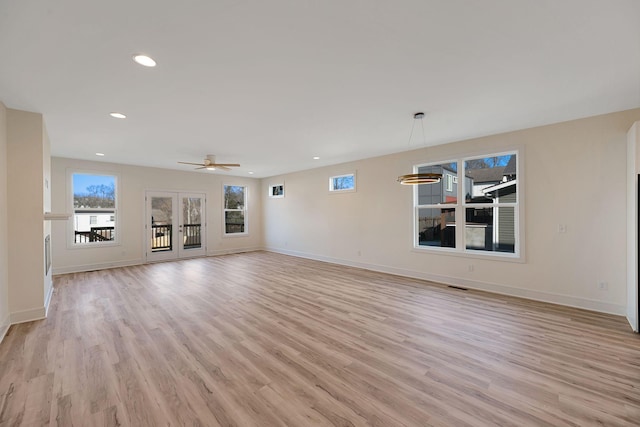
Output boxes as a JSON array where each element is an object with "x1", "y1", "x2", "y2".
[
  {"x1": 6, "y1": 109, "x2": 48, "y2": 322},
  {"x1": 0, "y1": 102, "x2": 9, "y2": 339},
  {"x1": 43, "y1": 123, "x2": 52, "y2": 305},
  {"x1": 262, "y1": 109, "x2": 640, "y2": 315},
  {"x1": 50, "y1": 158, "x2": 262, "y2": 273}
]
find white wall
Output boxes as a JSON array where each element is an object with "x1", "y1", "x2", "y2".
[
  {"x1": 6, "y1": 108, "x2": 49, "y2": 323},
  {"x1": 263, "y1": 109, "x2": 640, "y2": 316},
  {"x1": 50, "y1": 158, "x2": 262, "y2": 273},
  {"x1": 0, "y1": 102, "x2": 9, "y2": 340},
  {"x1": 627, "y1": 122, "x2": 640, "y2": 331}
]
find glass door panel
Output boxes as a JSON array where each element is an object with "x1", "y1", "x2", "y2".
[
  {"x1": 179, "y1": 193, "x2": 206, "y2": 257},
  {"x1": 151, "y1": 196, "x2": 174, "y2": 252},
  {"x1": 146, "y1": 191, "x2": 206, "y2": 262}
]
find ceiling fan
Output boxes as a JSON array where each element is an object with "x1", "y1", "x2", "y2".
[{"x1": 178, "y1": 154, "x2": 240, "y2": 171}]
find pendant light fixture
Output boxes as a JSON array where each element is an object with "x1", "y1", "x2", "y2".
[{"x1": 397, "y1": 112, "x2": 442, "y2": 185}]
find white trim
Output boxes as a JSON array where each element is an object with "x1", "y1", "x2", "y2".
[
  {"x1": 329, "y1": 172, "x2": 357, "y2": 193},
  {"x1": 66, "y1": 168, "x2": 120, "y2": 248},
  {"x1": 0, "y1": 314, "x2": 10, "y2": 344},
  {"x1": 269, "y1": 183, "x2": 285, "y2": 198},
  {"x1": 52, "y1": 249, "x2": 262, "y2": 275},
  {"x1": 223, "y1": 184, "x2": 248, "y2": 236},
  {"x1": 413, "y1": 151, "x2": 523, "y2": 260},
  {"x1": 264, "y1": 247, "x2": 625, "y2": 316},
  {"x1": 44, "y1": 282, "x2": 54, "y2": 317},
  {"x1": 52, "y1": 258, "x2": 144, "y2": 275},
  {"x1": 207, "y1": 246, "x2": 262, "y2": 256},
  {"x1": 10, "y1": 306, "x2": 46, "y2": 324}
]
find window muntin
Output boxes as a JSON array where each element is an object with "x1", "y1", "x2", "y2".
[
  {"x1": 329, "y1": 173, "x2": 356, "y2": 192},
  {"x1": 72, "y1": 173, "x2": 117, "y2": 245},
  {"x1": 224, "y1": 185, "x2": 247, "y2": 234},
  {"x1": 414, "y1": 152, "x2": 519, "y2": 257}
]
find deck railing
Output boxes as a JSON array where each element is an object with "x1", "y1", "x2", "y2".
[
  {"x1": 152, "y1": 224, "x2": 172, "y2": 251},
  {"x1": 74, "y1": 226, "x2": 115, "y2": 243},
  {"x1": 75, "y1": 224, "x2": 203, "y2": 250}
]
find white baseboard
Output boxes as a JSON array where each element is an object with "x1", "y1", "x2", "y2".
[
  {"x1": 265, "y1": 247, "x2": 626, "y2": 316},
  {"x1": 207, "y1": 247, "x2": 262, "y2": 257},
  {"x1": 52, "y1": 258, "x2": 145, "y2": 275},
  {"x1": 0, "y1": 313, "x2": 10, "y2": 344},
  {"x1": 10, "y1": 306, "x2": 46, "y2": 325},
  {"x1": 52, "y1": 249, "x2": 263, "y2": 275}
]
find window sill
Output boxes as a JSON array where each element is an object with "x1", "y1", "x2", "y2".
[
  {"x1": 67, "y1": 241, "x2": 121, "y2": 250},
  {"x1": 412, "y1": 246, "x2": 525, "y2": 263},
  {"x1": 223, "y1": 233, "x2": 249, "y2": 238}
]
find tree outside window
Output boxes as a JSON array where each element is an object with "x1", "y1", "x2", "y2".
[{"x1": 224, "y1": 185, "x2": 247, "y2": 234}]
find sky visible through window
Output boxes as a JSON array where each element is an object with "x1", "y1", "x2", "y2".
[{"x1": 73, "y1": 174, "x2": 115, "y2": 195}]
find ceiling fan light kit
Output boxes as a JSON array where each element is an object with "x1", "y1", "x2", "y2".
[
  {"x1": 178, "y1": 154, "x2": 240, "y2": 171},
  {"x1": 397, "y1": 112, "x2": 442, "y2": 185}
]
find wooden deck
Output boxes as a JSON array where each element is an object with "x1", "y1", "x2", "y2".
[{"x1": 1, "y1": 251, "x2": 639, "y2": 426}]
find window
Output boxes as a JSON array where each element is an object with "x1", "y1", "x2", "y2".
[
  {"x1": 414, "y1": 152, "x2": 519, "y2": 257},
  {"x1": 445, "y1": 174, "x2": 454, "y2": 192},
  {"x1": 269, "y1": 184, "x2": 284, "y2": 198},
  {"x1": 464, "y1": 153, "x2": 517, "y2": 254},
  {"x1": 224, "y1": 185, "x2": 247, "y2": 234},
  {"x1": 72, "y1": 172, "x2": 117, "y2": 244},
  {"x1": 329, "y1": 173, "x2": 356, "y2": 192},
  {"x1": 415, "y1": 163, "x2": 458, "y2": 249}
]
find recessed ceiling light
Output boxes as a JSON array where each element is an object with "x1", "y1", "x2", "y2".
[
  {"x1": 132, "y1": 54, "x2": 156, "y2": 67},
  {"x1": 313, "y1": 156, "x2": 320, "y2": 160},
  {"x1": 248, "y1": 171, "x2": 254, "y2": 175},
  {"x1": 95, "y1": 152, "x2": 105, "y2": 156},
  {"x1": 109, "y1": 112, "x2": 126, "y2": 119}
]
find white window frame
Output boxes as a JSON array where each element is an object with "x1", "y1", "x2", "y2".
[
  {"x1": 413, "y1": 150, "x2": 523, "y2": 261},
  {"x1": 329, "y1": 172, "x2": 356, "y2": 193},
  {"x1": 413, "y1": 160, "x2": 459, "y2": 253},
  {"x1": 223, "y1": 184, "x2": 248, "y2": 236},
  {"x1": 68, "y1": 169, "x2": 120, "y2": 248},
  {"x1": 269, "y1": 183, "x2": 285, "y2": 198}
]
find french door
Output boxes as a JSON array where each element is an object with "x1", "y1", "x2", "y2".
[{"x1": 146, "y1": 191, "x2": 206, "y2": 262}]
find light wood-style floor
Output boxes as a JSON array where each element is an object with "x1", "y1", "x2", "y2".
[{"x1": 1, "y1": 252, "x2": 639, "y2": 426}]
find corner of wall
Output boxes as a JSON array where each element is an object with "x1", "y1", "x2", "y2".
[{"x1": 0, "y1": 101, "x2": 10, "y2": 343}]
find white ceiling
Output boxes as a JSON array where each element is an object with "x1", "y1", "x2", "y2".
[{"x1": 1, "y1": 0, "x2": 639, "y2": 178}]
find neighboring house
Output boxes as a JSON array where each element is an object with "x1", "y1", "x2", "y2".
[
  {"x1": 74, "y1": 213, "x2": 114, "y2": 233},
  {"x1": 417, "y1": 163, "x2": 473, "y2": 205},
  {"x1": 466, "y1": 166, "x2": 505, "y2": 199}
]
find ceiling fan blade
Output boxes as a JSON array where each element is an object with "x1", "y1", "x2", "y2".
[
  {"x1": 194, "y1": 166, "x2": 208, "y2": 170},
  {"x1": 178, "y1": 161, "x2": 205, "y2": 166},
  {"x1": 212, "y1": 163, "x2": 240, "y2": 167},
  {"x1": 217, "y1": 166, "x2": 232, "y2": 171}
]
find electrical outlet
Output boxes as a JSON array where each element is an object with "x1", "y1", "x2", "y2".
[
  {"x1": 598, "y1": 281, "x2": 608, "y2": 290},
  {"x1": 558, "y1": 224, "x2": 567, "y2": 233},
  {"x1": 468, "y1": 264, "x2": 474, "y2": 272},
  {"x1": 357, "y1": 250, "x2": 361, "y2": 256}
]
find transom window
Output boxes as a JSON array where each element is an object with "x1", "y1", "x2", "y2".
[
  {"x1": 71, "y1": 172, "x2": 117, "y2": 245},
  {"x1": 414, "y1": 152, "x2": 520, "y2": 257},
  {"x1": 329, "y1": 173, "x2": 356, "y2": 192}
]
